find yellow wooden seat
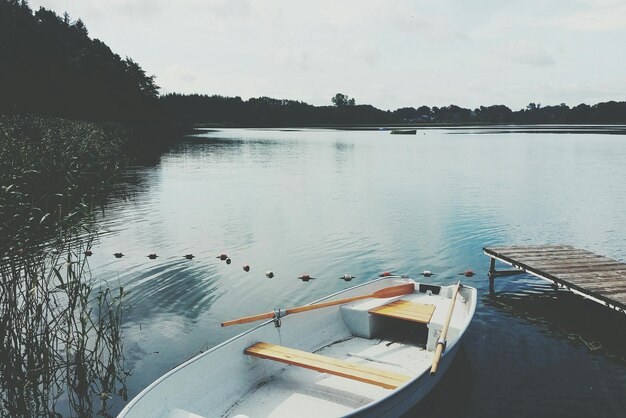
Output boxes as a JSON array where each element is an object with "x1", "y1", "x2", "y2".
[
  {"x1": 368, "y1": 300, "x2": 435, "y2": 323},
  {"x1": 244, "y1": 342, "x2": 410, "y2": 389}
]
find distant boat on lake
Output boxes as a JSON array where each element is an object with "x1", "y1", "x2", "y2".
[{"x1": 390, "y1": 129, "x2": 417, "y2": 135}]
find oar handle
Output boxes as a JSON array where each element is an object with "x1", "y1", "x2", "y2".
[
  {"x1": 430, "y1": 342, "x2": 446, "y2": 375},
  {"x1": 430, "y1": 281, "x2": 461, "y2": 376},
  {"x1": 221, "y1": 311, "x2": 275, "y2": 327}
]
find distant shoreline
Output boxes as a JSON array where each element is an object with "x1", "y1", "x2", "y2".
[{"x1": 188, "y1": 122, "x2": 626, "y2": 132}]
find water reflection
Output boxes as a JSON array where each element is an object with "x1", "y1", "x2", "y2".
[
  {"x1": 333, "y1": 141, "x2": 354, "y2": 173},
  {"x1": 448, "y1": 124, "x2": 626, "y2": 135},
  {"x1": 121, "y1": 261, "x2": 221, "y2": 323},
  {"x1": 403, "y1": 345, "x2": 473, "y2": 418},
  {"x1": 483, "y1": 280, "x2": 626, "y2": 364},
  {"x1": 0, "y1": 237, "x2": 127, "y2": 418}
]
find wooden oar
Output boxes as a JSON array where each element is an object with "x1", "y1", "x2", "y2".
[
  {"x1": 221, "y1": 283, "x2": 415, "y2": 327},
  {"x1": 430, "y1": 281, "x2": 461, "y2": 376}
]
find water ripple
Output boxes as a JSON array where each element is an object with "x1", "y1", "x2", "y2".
[{"x1": 88, "y1": 127, "x2": 626, "y2": 417}]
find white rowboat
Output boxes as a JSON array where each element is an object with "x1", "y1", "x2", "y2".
[{"x1": 118, "y1": 276, "x2": 477, "y2": 418}]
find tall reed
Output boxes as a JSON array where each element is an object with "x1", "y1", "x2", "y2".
[
  {"x1": 1, "y1": 114, "x2": 130, "y2": 417},
  {"x1": 0, "y1": 235, "x2": 128, "y2": 417}
]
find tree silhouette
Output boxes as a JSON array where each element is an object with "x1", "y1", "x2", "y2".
[
  {"x1": 0, "y1": 0, "x2": 161, "y2": 121},
  {"x1": 160, "y1": 93, "x2": 626, "y2": 126},
  {"x1": 331, "y1": 93, "x2": 356, "y2": 107}
]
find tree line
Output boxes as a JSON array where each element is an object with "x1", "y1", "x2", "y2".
[
  {"x1": 1, "y1": 0, "x2": 625, "y2": 126},
  {"x1": 161, "y1": 94, "x2": 626, "y2": 126}
]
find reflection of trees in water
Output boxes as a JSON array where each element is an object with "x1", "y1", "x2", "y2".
[{"x1": 0, "y1": 236, "x2": 127, "y2": 418}]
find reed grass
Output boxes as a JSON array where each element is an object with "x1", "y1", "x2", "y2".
[
  {"x1": 0, "y1": 114, "x2": 126, "y2": 256},
  {"x1": 1, "y1": 114, "x2": 130, "y2": 417},
  {"x1": 0, "y1": 236, "x2": 128, "y2": 418}
]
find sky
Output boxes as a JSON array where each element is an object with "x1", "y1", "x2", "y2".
[{"x1": 29, "y1": 0, "x2": 626, "y2": 111}]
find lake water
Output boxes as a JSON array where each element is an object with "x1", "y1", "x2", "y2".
[{"x1": 91, "y1": 127, "x2": 626, "y2": 417}]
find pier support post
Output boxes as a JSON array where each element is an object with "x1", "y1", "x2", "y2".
[{"x1": 488, "y1": 257, "x2": 496, "y2": 293}]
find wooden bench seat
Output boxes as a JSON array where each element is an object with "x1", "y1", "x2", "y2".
[
  {"x1": 244, "y1": 342, "x2": 410, "y2": 389},
  {"x1": 368, "y1": 300, "x2": 435, "y2": 323}
]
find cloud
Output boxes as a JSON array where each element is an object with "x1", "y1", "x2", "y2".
[
  {"x1": 353, "y1": 43, "x2": 381, "y2": 67},
  {"x1": 544, "y1": 2, "x2": 626, "y2": 31},
  {"x1": 499, "y1": 41, "x2": 556, "y2": 67},
  {"x1": 391, "y1": 13, "x2": 468, "y2": 42},
  {"x1": 164, "y1": 65, "x2": 198, "y2": 83},
  {"x1": 273, "y1": 47, "x2": 311, "y2": 71},
  {"x1": 203, "y1": 0, "x2": 251, "y2": 18}
]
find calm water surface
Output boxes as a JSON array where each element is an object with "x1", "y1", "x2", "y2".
[{"x1": 91, "y1": 127, "x2": 626, "y2": 417}]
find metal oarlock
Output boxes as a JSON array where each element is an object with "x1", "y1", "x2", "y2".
[
  {"x1": 436, "y1": 338, "x2": 447, "y2": 351},
  {"x1": 273, "y1": 308, "x2": 284, "y2": 328}
]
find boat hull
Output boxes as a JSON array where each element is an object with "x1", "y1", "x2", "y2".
[
  {"x1": 118, "y1": 278, "x2": 476, "y2": 418},
  {"x1": 345, "y1": 342, "x2": 459, "y2": 417}
]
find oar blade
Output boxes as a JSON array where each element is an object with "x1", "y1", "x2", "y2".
[{"x1": 372, "y1": 283, "x2": 415, "y2": 299}]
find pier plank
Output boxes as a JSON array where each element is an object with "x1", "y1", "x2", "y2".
[
  {"x1": 532, "y1": 264, "x2": 626, "y2": 274},
  {"x1": 488, "y1": 252, "x2": 602, "y2": 263}
]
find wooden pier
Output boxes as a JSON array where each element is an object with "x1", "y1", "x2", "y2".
[{"x1": 484, "y1": 244, "x2": 626, "y2": 314}]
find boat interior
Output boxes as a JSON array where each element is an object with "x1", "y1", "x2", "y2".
[{"x1": 218, "y1": 282, "x2": 472, "y2": 418}]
